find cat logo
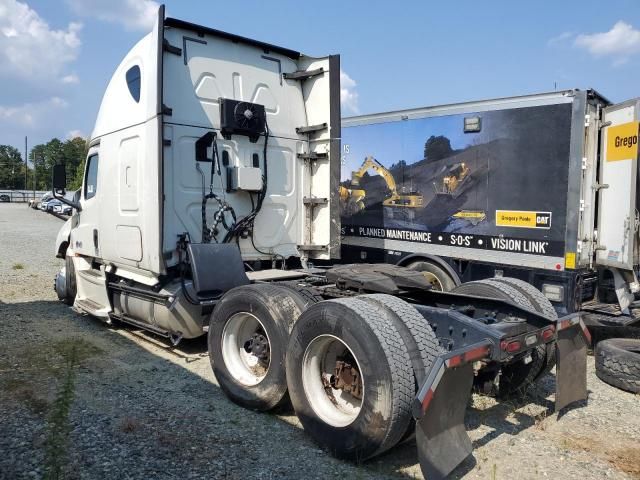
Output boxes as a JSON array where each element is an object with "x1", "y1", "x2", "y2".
[
  {"x1": 496, "y1": 210, "x2": 552, "y2": 229},
  {"x1": 606, "y1": 122, "x2": 640, "y2": 162}
]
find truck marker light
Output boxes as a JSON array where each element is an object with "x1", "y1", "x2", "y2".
[
  {"x1": 500, "y1": 340, "x2": 521, "y2": 353},
  {"x1": 542, "y1": 325, "x2": 555, "y2": 342}
]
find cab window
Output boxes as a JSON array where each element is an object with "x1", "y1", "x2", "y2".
[
  {"x1": 126, "y1": 65, "x2": 141, "y2": 103},
  {"x1": 84, "y1": 154, "x2": 99, "y2": 200}
]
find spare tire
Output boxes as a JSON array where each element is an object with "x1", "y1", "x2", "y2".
[
  {"x1": 452, "y1": 279, "x2": 546, "y2": 396},
  {"x1": 595, "y1": 338, "x2": 640, "y2": 393},
  {"x1": 208, "y1": 284, "x2": 303, "y2": 411},
  {"x1": 287, "y1": 297, "x2": 413, "y2": 460}
]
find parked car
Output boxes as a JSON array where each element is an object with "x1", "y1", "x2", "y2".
[
  {"x1": 52, "y1": 202, "x2": 73, "y2": 215},
  {"x1": 0, "y1": 194, "x2": 10, "y2": 202}
]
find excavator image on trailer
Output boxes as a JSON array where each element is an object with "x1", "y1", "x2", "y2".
[
  {"x1": 340, "y1": 155, "x2": 423, "y2": 218},
  {"x1": 433, "y1": 161, "x2": 471, "y2": 197},
  {"x1": 50, "y1": 7, "x2": 591, "y2": 480}
]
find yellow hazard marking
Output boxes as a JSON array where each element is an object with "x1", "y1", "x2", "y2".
[
  {"x1": 453, "y1": 210, "x2": 486, "y2": 220},
  {"x1": 565, "y1": 252, "x2": 576, "y2": 270},
  {"x1": 606, "y1": 121, "x2": 639, "y2": 162},
  {"x1": 495, "y1": 210, "x2": 551, "y2": 229}
]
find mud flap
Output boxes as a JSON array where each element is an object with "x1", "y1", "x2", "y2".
[
  {"x1": 555, "y1": 314, "x2": 591, "y2": 412},
  {"x1": 413, "y1": 342, "x2": 490, "y2": 480}
]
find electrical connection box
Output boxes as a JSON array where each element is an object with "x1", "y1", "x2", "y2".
[{"x1": 227, "y1": 166, "x2": 263, "y2": 192}]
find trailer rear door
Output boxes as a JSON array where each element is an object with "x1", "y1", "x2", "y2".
[{"x1": 596, "y1": 100, "x2": 640, "y2": 269}]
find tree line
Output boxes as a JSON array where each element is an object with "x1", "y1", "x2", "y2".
[{"x1": 0, "y1": 137, "x2": 88, "y2": 191}]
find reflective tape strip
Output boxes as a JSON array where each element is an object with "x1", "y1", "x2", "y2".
[
  {"x1": 579, "y1": 318, "x2": 592, "y2": 345},
  {"x1": 421, "y1": 363, "x2": 446, "y2": 412},
  {"x1": 558, "y1": 315, "x2": 580, "y2": 331},
  {"x1": 446, "y1": 344, "x2": 490, "y2": 368}
]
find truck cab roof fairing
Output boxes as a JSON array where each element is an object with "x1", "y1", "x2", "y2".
[{"x1": 90, "y1": 24, "x2": 161, "y2": 141}]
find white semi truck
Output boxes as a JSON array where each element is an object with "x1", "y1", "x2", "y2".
[{"x1": 51, "y1": 7, "x2": 590, "y2": 479}]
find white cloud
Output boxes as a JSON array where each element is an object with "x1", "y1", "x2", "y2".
[
  {"x1": 340, "y1": 70, "x2": 360, "y2": 115},
  {"x1": 0, "y1": 97, "x2": 68, "y2": 128},
  {"x1": 0, "y1": 0, "x2": 81, "y2": 82},
  {"x1": 61, "y1": 74, "x2": 79, "y2": 84},
  {"x1": 574, "y1": 21, "x2": 640, "y2": 62},
  {"x1": 66, "y1": 129, "x2": 85, "y2": 139},
  {"x1": 547, "y1": 31, "x2": 574, "y2": 46},
  {"x1": 66, "y1": 0, "x2": 159, "y2": 32}
]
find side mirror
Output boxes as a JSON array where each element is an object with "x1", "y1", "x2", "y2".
[
  {"x1": 52, "y1": 164, "x2": 67, "y2": 193},
  {"x1": 51, "y1": 164, "x2": 82, "y2": 212}
]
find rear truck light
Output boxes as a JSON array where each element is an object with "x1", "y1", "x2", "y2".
[
  {"x1": 542, "y1": 283, "x2": 565, "y2": 303},
  {"x1": 500, "y1": 339, "x2": 522, "y2": 353},
  {"x1": 542, "y1": 325, "x2": 556, "y2": 342},
  {"x1": 525, "y1": 333, "x2": 537, "y2": 346}
]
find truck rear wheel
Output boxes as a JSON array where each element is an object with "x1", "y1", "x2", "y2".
[
  {"x1": 208, "y1": 284, "x2": 303, "y2": 411},
  {"x1": 359, "y1": 294, "x2": 441, "y2": 385},
  {"x1": 406, "y1": 260, "x2": 457, "y2": 291},
  {"x1": 287, "y1": 297, "x2": 413, "y2": 460},
  {"x1": 452, "y1": 279, "x2": 546, "y2": 396}
]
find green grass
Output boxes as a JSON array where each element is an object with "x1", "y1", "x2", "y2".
[
  {"x1": 41, "y1": 338, "x2": 102, "y2": 479},
  {"x1": 43, "y1": 343, "x2": 79, "y2": 480},
  {"x1": 12, "y1": 263, "x2": 24, "y2": 270}
]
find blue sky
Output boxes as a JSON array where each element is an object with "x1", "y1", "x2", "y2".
[
  {"x1": 1, "y1": 0, "x2": 640, "y2": 156},
  {"x1": 342, "y1": 115, "x2": 472, "y2": 180}
]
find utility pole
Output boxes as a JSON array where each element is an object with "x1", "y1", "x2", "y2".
[
  {"x1": 33, "y1": 153, "x2": 37, "y2": 200},
  {"x1": 24, "y1": 136, "x2": 28, "y2": 195}
]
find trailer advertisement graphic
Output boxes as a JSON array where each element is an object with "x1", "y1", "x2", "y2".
[{"x1": 340, "y1": 103, "x2": 573, "y2": 257}]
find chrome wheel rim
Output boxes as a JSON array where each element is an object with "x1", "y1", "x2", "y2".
[
  {"x1": 221, "y1": 312, "x2": 271, "y2": 386},
  {"x1": 302, "y1": 334, "x2": 364, "y2": 427}
]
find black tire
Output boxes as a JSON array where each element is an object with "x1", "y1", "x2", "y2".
[
  {"x1": 359, "y1": 294, "x2": 442, "y2": 386},
  {"x1": 277, "y1": 281, "x2": 324, "y2": 310},
  {"x1": 595, "y1": 339, "x2": 640, "y2": 393},
  {"x1": 287, "y1": 297, "x2": 413, "y2": 460},
  {"x1": 490, "y1": 276, "x2": 558, "y2": 381},
  {"x1": 406, "y1": 260, "x2": 457, "y2": 291},
  {"x1": 452, "y1": 279, "x2": 545, "y2": 396},
  {"x1": 64, "y1": 255, "x2": 77, "y2": 306},
  {"x1": 358, "y1": 294, "x2": 442, "y2": 441},
  {"x1": 209, "y1": 284, "x2": 303, "y2": 411}
]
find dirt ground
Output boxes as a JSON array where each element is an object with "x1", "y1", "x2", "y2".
[{"x1": 1, "y1": 203, "x2": 639, "y2": 479}]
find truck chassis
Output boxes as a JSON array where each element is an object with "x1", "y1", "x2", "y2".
[{"x1": 57, "y1": 258, "x2": 590, "y2": 479}]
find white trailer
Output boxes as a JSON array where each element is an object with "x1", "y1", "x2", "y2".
[{"x1": 51, "y1": 7, "x2": 590, "y2": 479}]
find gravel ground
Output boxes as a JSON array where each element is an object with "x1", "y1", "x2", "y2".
[{"x1": 1, "y1": 202, "x2": 639, "y2": 479}]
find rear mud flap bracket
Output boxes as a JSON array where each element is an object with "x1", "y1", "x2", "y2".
[
  {"x1": 555, "y1": 314, "x2": 591, "y2": 412},
  {"x1": 413, "y1": 341, "x2": 491, "y2": 480}
]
